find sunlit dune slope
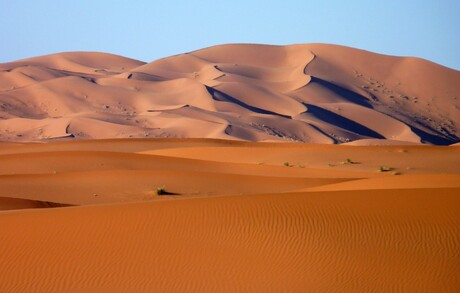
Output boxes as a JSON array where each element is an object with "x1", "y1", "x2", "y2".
[
  {"x1": 0, "y1": 187, "x2": 459, "y2": 292},
  {"x1": 1, "y1": 42, "x2": 460, "y2": 291},
  {"x1": 0, "y1": 139, "x2": 459, "y2": 291},
  {"x1": 1, "y1": 44, "x2": 459, "y2": 144},
  {"x1": 0, "y1": 138, "x2": 458, "y2": 209}
]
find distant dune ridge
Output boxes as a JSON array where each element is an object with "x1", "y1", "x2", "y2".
[{"x1": 1, "y1": 44, "x2": 459, "y2": 144}]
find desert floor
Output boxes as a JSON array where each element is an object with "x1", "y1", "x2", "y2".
[{"x1": 0, "y1": 138, "x2": 459, "y2": 291}]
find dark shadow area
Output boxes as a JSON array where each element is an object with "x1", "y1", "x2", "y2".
[
  {"x1": 40, "y1": 201, "x2": 74, "y2": 208},
  {"x1": 304, "y1": 103, "x2": 384, "y2": 139},
  {"x1": 410, "y1": 127, "x2": 457, "y2": 145},
  {"x1": 127, "y1": 72, "x2": 166, "y2": 82},
  {"x1": 156, "y1": 187, "x2": 179, "y2": 196},
  {"x1": 206, "y1": 86, "x2": 291, "y2": 119},
  {"x1": 305, "y1": 123, "x2": 338, "y2": 143},
  {"x1": 310, "y1": 76, "x2": 372, "y2": 108},
  {"x1": 157, "y1": 191, "x2": 179, "y2": 196},
  {"x1": 81, "y1": 76, "x2": 97, "y2": 83}
]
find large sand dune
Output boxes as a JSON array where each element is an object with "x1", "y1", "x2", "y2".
[
  {"x1": 1, "y1": 44, "x2": 459, "y2": 144},
  {"x1": 1, "y1": 44, "x2": 460, "y2": 291}
]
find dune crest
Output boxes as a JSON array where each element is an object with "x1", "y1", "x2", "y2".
[{"x1": 1, "y1": 44, "x2": 459, "y2": 144}]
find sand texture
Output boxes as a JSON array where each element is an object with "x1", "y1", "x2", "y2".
[
  {"x1": 1, "y1": 44, "x2": 460, "y2": 291},
  {"x1": 1, "y1": 44, "x2": 459, "y2": 144},
  {"x1": 0, "y1": 139, "x2": 459, "y2": 292}
]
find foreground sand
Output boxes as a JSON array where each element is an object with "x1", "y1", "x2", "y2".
[{"x1": 0, "y1": 138, "x2": 459, "y2": 291}]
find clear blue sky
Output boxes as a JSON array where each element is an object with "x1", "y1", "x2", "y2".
[{"x1": 1, "y1": 0, "x2": 459, "y2": 70}]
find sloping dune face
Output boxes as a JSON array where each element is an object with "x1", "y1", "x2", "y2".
[
  {"x1": 0, "y1": 139, "x2": 460, "y2": 291},
  {"x1": 1, "y1": 44, "x2": 459, "y2": 144}
]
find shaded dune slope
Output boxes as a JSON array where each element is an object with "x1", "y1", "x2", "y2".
[{"x1": 1, "y1": 44, "x2": 459, "y2": 144}]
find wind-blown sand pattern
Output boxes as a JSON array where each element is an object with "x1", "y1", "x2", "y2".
[
  {"x1": 1, "y1": 44, "x2": 459, "y2": 144},
  {"x1": 0, "y1": 139, "x2": 460, "y2": 291},
  {"x1": 1, "y1": 44, "x2": 460, "y2": 291}
]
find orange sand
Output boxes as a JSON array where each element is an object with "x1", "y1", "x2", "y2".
[
  {"x1": 1, "y1": 43, "x2": 459, "y2": 291},
  {"x1": 0, "y1": 139, "x2": 459, "y2": 291}
]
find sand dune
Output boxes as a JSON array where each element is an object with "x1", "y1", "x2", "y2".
[
  {"x1": 0, "y1": 149, "x2": 459, "y2": 291},
  {"x1": 1, "y1": 44, "x2": 459, "y2": 144},
  {"x1": 1, "y1": 44, "x2": 460, "y2": 291},
  {"x1": 0, "y1": 139, "x2": 459, "y2": 291}
]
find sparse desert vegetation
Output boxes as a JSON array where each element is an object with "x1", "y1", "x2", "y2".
[
  {"x1": 156, "y1": 186, "x2": 167, "y2": 195},
  {"x1": 379, "y1": 165, "x2": 393, "y2": 172}
]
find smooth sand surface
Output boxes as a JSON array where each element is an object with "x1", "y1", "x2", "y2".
[
  {"x1": 0, "y1": 138, "x2": 459, "y2": 291},
  {"x1": 1, "y1": 44, "x2": 459, "y2": 291},
  {"x1": 1, "y1": 44, "x2": 459, "y2": 145}
]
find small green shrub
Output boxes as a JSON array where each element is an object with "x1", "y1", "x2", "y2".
[
  {"x1": 341, "y1": 158, "x2": 357, "y2": 165},
  {"x1": 400, "y1": 94, "x2": 409, "y2": 100},
  {"x1": 379, "y1": 166, "x2": 392, "y2": 172},
  {"x1": 156, "y1": 186, "x2": 167, "y2": 195}
]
